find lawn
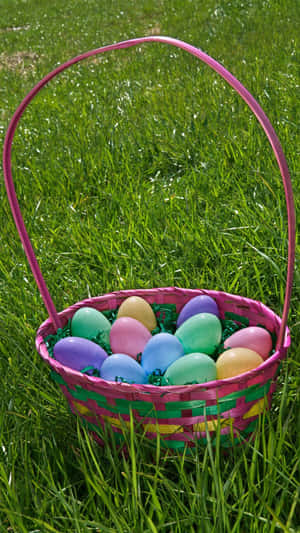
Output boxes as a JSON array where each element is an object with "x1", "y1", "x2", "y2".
[{"x1": 0, "y1": 0, "x2": 299, "y2": 531}]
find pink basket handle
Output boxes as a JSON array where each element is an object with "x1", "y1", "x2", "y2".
[{"x1": 3, "y1": 36, "x2": 296, "y2": 349}]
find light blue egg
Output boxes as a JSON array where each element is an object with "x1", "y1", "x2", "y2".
[
  {"x1": 141, "y1": 333, "x2": 184, "y2": 375},
  {"x1": 100, "y1": 353, "x2": 147, "y2": 384}
]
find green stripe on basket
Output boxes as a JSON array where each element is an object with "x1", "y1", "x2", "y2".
[
  {"x1": 115, "y1": 398, "x2": 155, "y2": 411},
  {"x1": 160, "y1": 440, "x2": 187, "y2": 450},
  {"x1": 244, "y1": 381, "x2": 271, "y2": 402},
  {"x1": 115, "y1": 398, "x2": 185, "y2": 419},
  {"x1": 190, "y1": 399, "x2": 237, "y2": 417},
  {"x1": 193, "y1": 405, "x2": 220, "y2": 416},
  {"x1": 68, "y1": 385, "x2": 109, "y2": 405},
  {"x1": 51, "y1": 371, "x2": 271, "y2": 419},
  {"x1": 217, "y1": 381, "x2": 271, "y2": 404},
  {"x1": 51, "y1": 373, "x2": 110, "y2": 406},
  {"x1": 153, "y1": 409, "x2": 184, "y2": 419},
  {"x1": 164, "y1": 399, "x2": 206, "y2": 409}
]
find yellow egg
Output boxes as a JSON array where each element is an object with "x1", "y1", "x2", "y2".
[
  {"x1": 216, "y1": 347, "x2": 263, "y2": 379},
  {"x1": 116, "y1": 296, "x2": 157, "y2": 332}
]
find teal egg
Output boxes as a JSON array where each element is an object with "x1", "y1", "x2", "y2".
[
  {"x1": 163, "y1": 353, "x2": 217, "y2": 385},
  {"x1": 175, "y1": 313, "x2": 222, "y2": 355},
  {"x1": 71, "y1": 306, "x2": 111, "y2": 344}
]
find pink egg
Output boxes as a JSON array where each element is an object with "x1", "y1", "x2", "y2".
[
  {"x1": 223, "y1": 326, "x2": 272, "y2": 360},
  {"x1": 109, "y1": 317, "x2": 152, "y2": 360}
]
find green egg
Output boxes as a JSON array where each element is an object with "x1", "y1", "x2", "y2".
[
  {"x1": 71, "y1": 307, "x2": 111, "y2": 344},
  {"x1": 175, "y1": 312, "x2": 222, "y2": 355},
  {"x1": 163, "y1": 352, "x2": 217, "y2": 386}
]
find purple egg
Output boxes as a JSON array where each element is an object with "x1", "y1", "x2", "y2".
[
  {"x1": 176, "y1": 295, "x2": 220, "y2": 328},
  {"x1": 53, "y1": 336, "x2": 108, "y2": 374}
]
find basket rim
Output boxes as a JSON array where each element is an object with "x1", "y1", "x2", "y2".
[{"x1": 35, "y1": 287, "x2": 290, "y2": 394}]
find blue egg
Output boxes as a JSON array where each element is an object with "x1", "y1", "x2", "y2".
[
  {"x1": 53, "y1": 336, "x2": 108, "y2": 374},
  {"x1": 141, "y1": 333, "x2": 184, "y2": 375},
  {"x1": 177, "y1": 295, "x2": 220, "y2": 327},
  {"x1": 100, "y1": 353, "x2": 147, "y2": 384}
]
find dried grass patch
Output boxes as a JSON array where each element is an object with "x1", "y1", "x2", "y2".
[{"x1": 0, "y1": 50, "x2": 39, "y2": 74}]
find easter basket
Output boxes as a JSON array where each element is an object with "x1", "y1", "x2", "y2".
[{"x1": 3, "y1": 37, "x2": 296, "y2": 450}]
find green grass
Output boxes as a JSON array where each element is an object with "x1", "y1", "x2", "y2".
[{"x1": 0, "y1": 0, "x2": 299, "y2": 531}]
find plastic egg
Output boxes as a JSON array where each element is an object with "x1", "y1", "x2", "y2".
[
  {"x1": 109, "y1": 317, "x2": 151, "y2": 360},
  {"x1": 100, "y1": 353, "x2": 147, "y2": 384},
  {"x1": 177, "y1": 295, "x2": 220, "y2": 327},
  {"x1": 175, "y1": 313, "x2": 222, "y2": 355},
  {"x1": 116, "y1": 296, "x2": 157, "y2": 332},
  {"x1": 141, "y1": 333, "x2": 184, "y2": 375},
  {"x1": 53, "y1": 336, "x2": 108, "y2": 374},
  {"x1": 224, "y1": 326, "x2": 272, "y2": 360},
  {"x1": 71, "y1": 307, "x2": 111, "y2": 344},
  {"x1": 216, "y1": 347, "x2": 264, "y2": 379},
  {"x1": 163, "y1": 352, "x2": 217, "y2": 386}
]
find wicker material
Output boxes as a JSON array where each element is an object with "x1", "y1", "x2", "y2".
[{"x1": 36, "y1": 287, "x2": 290, "y2": 449}]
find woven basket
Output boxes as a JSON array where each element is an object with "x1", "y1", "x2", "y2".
[{"x1": 3, "y1": 37, "x2": 296, "y2": 450}]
